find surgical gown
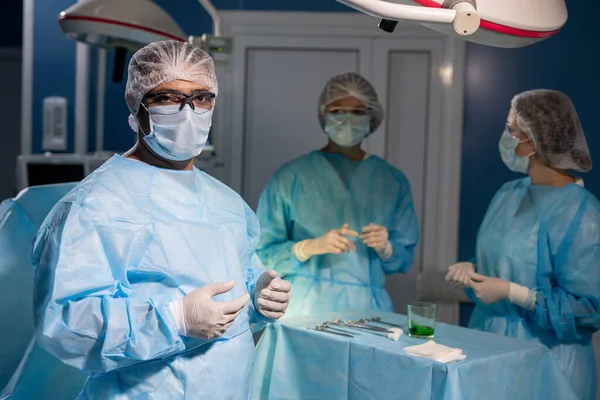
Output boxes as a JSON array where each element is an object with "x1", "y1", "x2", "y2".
[
  {"x1": 33, "y1": 155, "x2": 269, "y2": 399},
  {"x1": 467, "y1": 178, "x2": 600, "y2": 400},
  {"x1": 257, "y1": 151, "x2": 419, "y2": 318}
]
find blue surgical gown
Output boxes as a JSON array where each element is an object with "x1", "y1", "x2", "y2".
[
  {"x1": 33, "y1": 155, "x2": 269, "y2": 399},
  {"x1": 257, "y1": 151, "x2": 419, "y2": 318},
  {"x1": 467, "y1": 178, "x2": 600, "y2": 400}
]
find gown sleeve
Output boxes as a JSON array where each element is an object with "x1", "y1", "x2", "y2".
[
  {"x1": 243, "y1": 202, "x2": 275, "y2": 327},
  {"x1": 256, "y1": 171, "x2": 302, "y2": 277},
  {"x1": 33, "y1": 200, "x2": 191, "y2": 374},
  {"x1": 380, "y1": 171, "x2": 420, "y2": 274},
  {"x1": 529, "y1": 189, "x2": 600, "y2": 341}
]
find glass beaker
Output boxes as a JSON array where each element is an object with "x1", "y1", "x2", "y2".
[{"x1": 407, "y1": 301, "x2": 437, "y2": 339}]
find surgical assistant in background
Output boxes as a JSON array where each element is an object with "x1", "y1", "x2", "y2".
[
  {"x1": 32, "y1": 41, "x2": 291, "y2": 400},
  {"x1": 257, "y1": 72, "x2": 419, "y2": 318},
  {"x1": 446, "y1": 89, "x2": 600, "y2": 400}
]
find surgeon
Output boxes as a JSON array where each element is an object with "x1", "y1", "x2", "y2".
[
  {"x1": 446, "y1": 90, "x2": 600, "y2": 400},
  {"x1": 256, "y1": 72, "x2": 419, "y2": 318},
  {"x1": 32, "y1": 41, "x2": 291, "y2": 399}
]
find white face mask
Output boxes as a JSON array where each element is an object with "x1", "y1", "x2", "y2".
[
  {"x1": 137, "y1": 105, "x2": 213, "y2": 161},
  {"x1": 498, "y1": 129, "x2": 535, "y2": 174},
  {"x1": 324, "y1": 113, "x2": 371, "y2": 147}
]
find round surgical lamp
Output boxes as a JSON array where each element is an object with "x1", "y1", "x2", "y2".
[
  {"x1": 58, "y1": 0, "x2": 186, "y2": 82},
  {"x1": 336, "y1": 0, "x2": 568, "y2": 48}
]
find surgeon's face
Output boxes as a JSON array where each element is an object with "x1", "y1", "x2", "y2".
[
  {"x1": 326, "y1": 96, "x2": 368, "y2": 114},
  {"x1": 507, "y1": 107, "x2": 535, "y2": 158},
  {"x1": 137, "y1": 79, "x2": 212, "y2": 135}
]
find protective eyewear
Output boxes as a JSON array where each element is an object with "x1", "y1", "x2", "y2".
[{"x1": 143, "y1": 90, "x2": 216, "y2": 111}]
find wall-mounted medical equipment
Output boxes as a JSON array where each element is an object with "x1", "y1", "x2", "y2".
[
  {"x1": 16, "y1": 153, "x2": 114, "y2": 191},
  {"x1": 336, "y1": 0, "x2": 567, "y2": 48},
  {"x1": 42, "y1": 97, "x2": 68, "y2": 152}
]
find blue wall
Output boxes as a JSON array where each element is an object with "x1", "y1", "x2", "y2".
[{"x1": 30, "y1": 1, "x2": 600, "y2": 260}]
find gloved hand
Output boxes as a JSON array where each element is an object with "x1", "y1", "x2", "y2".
[
  {"x1": 468, "y1": 272, "x2": 510, "y2": 304},
  {"x1": 303, "y1": 223, "x2": 359, "y2": 257},
  {"x1": 445, "y1": 262, "x2": 476, "y2": 286},
  {"x1": 359, "y1": 223, "x2": 390, "y2": 254},
  {"x1": 254, "y1": 270, "x2": 292, "y2": 319},
  {"x1": 178, "y1": 281, "x2": 250, "y2": 339}
]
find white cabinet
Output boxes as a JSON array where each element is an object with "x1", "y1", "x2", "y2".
[{"x1": 223, "y1": 12, "x2": 465, "y2": 320}]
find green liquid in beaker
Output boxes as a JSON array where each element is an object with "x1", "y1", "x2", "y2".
[{"x1": 408, "y1": 324, "x2": 435, "y2": 338}]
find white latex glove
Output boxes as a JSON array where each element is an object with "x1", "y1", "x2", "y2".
[
  {"x1": 359, "y1": 223, "x2": 391, "y2": 258},
  {"x1": 254, "y1": 270, "x2": 292, "y2": 319},
  {"x1": 468, "y1": 272, "x2": 510, "y2": 304},
  {"x1": 445, "y1": 262, "x2": 476, "y2": 287},
  {"x1": 177, "y1": 281, "x2": 250, "y2": 339},
  {"x1": 302, "y1": 223, "x2": 359, "y2": 257}
]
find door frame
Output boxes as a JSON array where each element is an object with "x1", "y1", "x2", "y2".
[{"x1": 221, "y1": 11, "x2": 466, "y2": 299}]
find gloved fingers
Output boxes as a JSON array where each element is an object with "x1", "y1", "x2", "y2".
[
  {"x1": 361, "y1": 224, "x2": 385, "y2": 234},
  {"x1": 338, "y1": 227, "x2": 359, "y2": 237},
  {"x1": 360, "y1": 232, "x2": 387, "y2": 243},
  {"x1": 463, "y1": 267, "x2": 475, "y2": 284},
  {"x1": 362, "y1": 236, "x2": 386, "y2": 249},
  {"x1": 444, "y1": 266, "x2": 456, "y2": 282},
  {"x1": 454, "y1": 268, "x2": 467, "y2": 285},
  {"x1": 330, "y1": 244, "x2": 345, "y2": 254},
  {"x1": 332, "y1": 239, "x2": 351, "y2": 253},
  {"x1": 264, "y1": 270, "x2": 278, "y2": 280},
  {"x1": 204, "y1": 280, "x2": 236, "y2": 297},
  {"x1": 359, "y1": 232, "x2": 373, "y2": 241},
  {"x1": 267, "y1": 279, "x2": 292, "y2": 293},
  {"x1": 259, "y1": 308, "x2": 285, "y2": 319},
  {"x1": 260, "y1": 288, "x2": 289, "y2": 302},
  {"x1": 257, "y1": 298, "x2": 288, "y2": 312},
  {"x1": 219, "y1": 306, "x2": 245, "y2": 325},
  {"x1": 200, "y1": 331, "x2": 223, "y2": 340},
  {"x1": 468, "y1": 271, "x2": 486, "y2": 282},
  {"x1": 468, "y1": 279, "x2": 482, "y2": 291},
  {"x1": 362, "y1": 236, "x2": 385, "y2": 247},
  {"x1": 220, "y1": 320, "x2": 235, "y2": 332},
  {"x1": 338, "y1": 237, "x2": 356, "y2": 251},
  {"x1": 462, "y1": 273, "x2": 471, "y2": 287},
  {"x1": 219, "y1": 293, "x2": 250, "y2": 315}
]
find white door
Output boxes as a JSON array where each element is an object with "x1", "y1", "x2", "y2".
[{"x1": 230, "y1": 36, "x2": 372, "y2": 209}]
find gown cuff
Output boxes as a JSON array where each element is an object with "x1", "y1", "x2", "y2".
[
  {"x1": 292, "y1": 240, "x2": 311, "y2": 262},
  {"x1": 377, "y1": 241, "x2": 393, "y2": 260},
  {"x1": 169, "y1": 299, "x2": 187, "y2": 336},
  {"x1": 508, "y1": 282, "x2": 536, "y2": 310}
]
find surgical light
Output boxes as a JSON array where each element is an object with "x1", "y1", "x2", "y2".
[{"x1": 336, "y1": 0, "x2": 568, "y2": 48}]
